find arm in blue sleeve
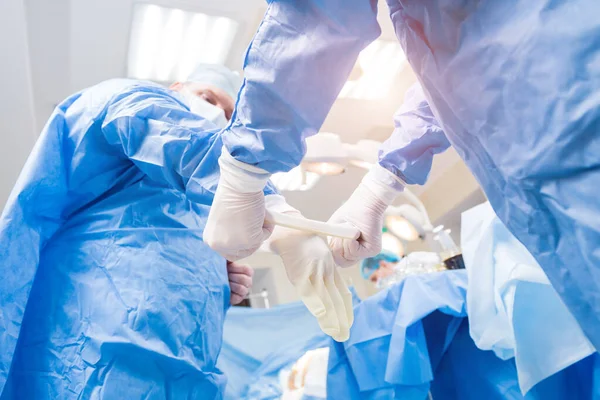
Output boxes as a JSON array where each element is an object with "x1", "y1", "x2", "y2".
[
  {"x1": 223, "y1": 0, "x2": 381, "y2": 174},
  {"x1": 378, "y1": 83, "x2": 451, "y2": 186},
  {"x1": 101, "y1": 88, "x2": 278, "y2": 203}
]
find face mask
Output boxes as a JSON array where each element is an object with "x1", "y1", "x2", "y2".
[{"x1": 180, "y1": 89, "x2": 229, "y2": 129}]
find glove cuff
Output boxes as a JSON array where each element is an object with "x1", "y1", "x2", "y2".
[
  {"x1": 265, "y1": 194, "x2": 301, "y2": 216},
  {"x1": 219, "y1": 147, "x2": 271, "y2": 192},
  {"x1": 264, "y1": 195, "x2": 306, "y2": 254},
  {"x1": 362, "y1": 164, "x2": 405, "y2": 206}
]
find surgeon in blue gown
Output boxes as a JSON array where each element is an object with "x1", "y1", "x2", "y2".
[
  {"x1": 0, "y1": 65, "x2": 277, "y2": 399},
  {"x1": 204, "y1": 0, "x2": 600, "y2": 350}
]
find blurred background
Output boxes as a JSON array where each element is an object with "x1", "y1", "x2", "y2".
[{"x1": 0, "y1": 0, "x2": 486, "y2": 303}]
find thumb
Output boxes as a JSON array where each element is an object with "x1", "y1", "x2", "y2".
[{"x1": 331, "y1": 237, "x2": 361, "y2": 267}]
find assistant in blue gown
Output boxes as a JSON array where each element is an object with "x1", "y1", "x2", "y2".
[
  {"x1": 219, "y1": 0, "x2": 600, "y2": 349},
  {"x1": 0, "y1": 78, "x2": 276, "y2": 399}
]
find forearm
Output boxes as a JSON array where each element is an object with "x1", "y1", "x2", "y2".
[
  {"x1": 223, "y1": 0, "x2": 381, "y2": 174},
  {"x1": 378, "y1": 83, "x2": 450, "y2": 185}
]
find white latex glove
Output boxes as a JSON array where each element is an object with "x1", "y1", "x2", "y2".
[
  {"x1": 267, "y1": 195, "x2": 354, "y2": 342},
  {"x1": 328, "y1": 165, "x2": 404, "y2": 267},
  {"x1": 204, "y1": 148, "x2": 273, "y2": 261},
  {"x1": 227, "y1": 261, "x2": 254, "y2": 305}
]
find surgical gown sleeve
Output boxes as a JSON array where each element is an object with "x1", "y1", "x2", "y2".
[
  {"x1": 378, "y1": 83, "x2": 451, "y2": 186},
  {"x1": 101, "y1": 88, "x2": 278, "y2": 200},
  {"x1": 222, "y1": 0, "x2": 381, "y2": 173}
]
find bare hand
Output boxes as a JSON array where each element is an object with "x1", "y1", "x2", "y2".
[{"x1": 227, "y1": 261, "x2": 254, "y2": 305}]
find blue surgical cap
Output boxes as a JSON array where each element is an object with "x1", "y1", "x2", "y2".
[
  {"x1": 360, "y1": 250, "x2": 401, "y2": 279},
  {"x1": 186, "y1": 64, "x2": 242, "y2": 100}
]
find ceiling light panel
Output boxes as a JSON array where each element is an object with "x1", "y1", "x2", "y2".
[
  {"x1": 128, "y1": 3, "x2": 239, "y2": 82},
  {"x1": 339, "y1": 40, "x2": 407, "y2": 100}
]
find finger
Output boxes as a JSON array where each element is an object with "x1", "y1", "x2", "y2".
[
  {"x1": 229, "y1": 282, "x2": 250, "y2": 298},
  {"x1": 299, "y1": 291, "x2": 340, "y2": 340},
  {"x1": 296, "y1": 280, "x2": 327, "y2": 319},
  {"x1": 297, "y1": 270, "x2": 342, "y2": 339},
  {"x1": 308, "y1": 263, "x2": 341, "y2": 339},
  {"x1": 227, "y1": 262, "x2": 254, "y2": 277},
  {"x1": 330, "y1": 238, "x2": 361, "y2": 267},
  {"x1": 228, "y1": 272, "x2": 253, "y2": 288},
  {"x1": 334, "y1": 268, "x2": 354, "y2": 330},
  {"x1": 343, "y1": 237, "x2": 363, "y2": 259},
  {"x1": 328, "y1": 236, "x2": 341, "y2": 251},
  {"x1": 230, "y1": 293, "x2": 245, "y2": 305},
  {"x1": 324, "y1": 271, "x2": 350, "y2": 342}
]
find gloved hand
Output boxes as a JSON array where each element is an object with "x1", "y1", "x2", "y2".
[
  {"x1": 266, "y1": 195, "x2": 354, "y2": 342},
  {"x1": 328, "y1": 165, "x2": 404, "y2": 267},
  {"x1": 227, "y1": 261, "x2": 254, "y2": 305},
  {"x1": 204, "y1": 148, "x2": 273, "y2": 261}
]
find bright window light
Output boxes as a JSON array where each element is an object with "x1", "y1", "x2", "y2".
[
  {"x1": 128, "y1": 4, "x2": 239, "y2": 82},
  {"x1": 339, "y1": 40, "x2": 407, "y2": 100}
]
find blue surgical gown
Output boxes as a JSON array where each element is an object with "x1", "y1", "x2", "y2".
[
  {"x1": 223, "y1": 0, "x2": 600, "y2": 349},
  {"x1": 0, "y1": 79, "x2": 276, "y2": 399},
  {"x1": 378, "y1": 83, "x2": 450, "y2": 187}
]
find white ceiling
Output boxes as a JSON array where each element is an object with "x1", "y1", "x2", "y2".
[
  {"x1": 16, "y1": 0, "x2": 479, "y2": 231},
  {"x1": 27, "y1": 0, "x2": 411, "y2": 141},
  {"x1": 0, "y1": 0, "x2": 38, "y2": 206}
]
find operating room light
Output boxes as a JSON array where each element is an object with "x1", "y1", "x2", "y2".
[
  {"x1": 271, "y1": 135, "x2": 383, "y2": 189},
  {"x1": 382, "y1": 232, "x2": 405, "y2": 257},
  {"x1": 384, "y1": 204, "x2": 428, "y2": 242},
  {"x1": 386, "y1": 215, "x2": 421, "y2": 242},
  {"x1": 128, "y1": 4, "x2": 239, "y2": 82},
  {"x1": 303, "y1": 161, "x2": 346, "y2": 176},
  {"x1": 302, "y1": 133, "x2": 349, "y2": 176},
  {"x1": 339, "y1": 40, "x2": 407, "y2": 100},
  {"x1": 270, "y1": 166, "x2": 321, "y2": 192}
]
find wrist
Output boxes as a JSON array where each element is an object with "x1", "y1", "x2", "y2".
[
  {"x1": 219, "y1": 148, "x2": 271, "y2": 192},
  {"x1": 361, "y1": 164, "x2": 404, "y2": 206}
]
